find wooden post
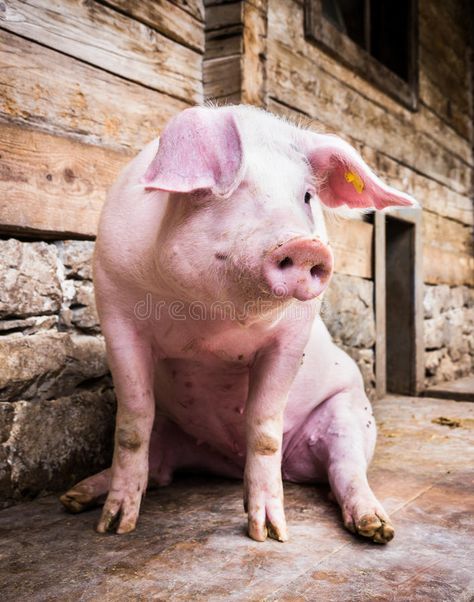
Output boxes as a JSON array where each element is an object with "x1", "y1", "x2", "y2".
[{"x1": 375, "y1": 212, "x2": 386, "y2": 398}]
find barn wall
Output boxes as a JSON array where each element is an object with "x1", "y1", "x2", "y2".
[{"x1": 0, "y1": 0, "x2": 205, "y2": 506}]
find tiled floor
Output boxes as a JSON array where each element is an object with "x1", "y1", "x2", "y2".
[{"x1": 1, "y1": 394, "x2": 473, "y2": 601}]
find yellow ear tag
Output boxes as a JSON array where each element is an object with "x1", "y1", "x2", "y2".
[{"x1": 344, "y1": 171, "x2": 364, "y2": 194}]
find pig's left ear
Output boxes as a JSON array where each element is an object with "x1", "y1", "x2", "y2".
[
  {"x1": 142, "y1": 107, "x2": 244, "y2": 198},
  {"x1": 302, "y1": 133, "x2": 417, "y2": 209}
]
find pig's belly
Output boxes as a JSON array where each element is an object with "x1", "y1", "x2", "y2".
[
  {"x1": 153, "y1": 325, "x2": 356, "y2": 479},
  {"x1": 154, "y1": 359, "x2": 250, "y2": 465}
]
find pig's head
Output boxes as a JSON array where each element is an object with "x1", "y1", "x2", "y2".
[{"x1": 142, "y1": 106, "x2": 416, "y2": 310}]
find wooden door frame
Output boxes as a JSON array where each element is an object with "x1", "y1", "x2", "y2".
[{"x1": 375, "y1": 209, "x2": 424, "y2": 397}]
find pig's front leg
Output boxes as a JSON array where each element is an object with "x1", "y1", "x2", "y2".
[
  {"x1": 244, "y1": 329, "x2": 309, "y2": 542},
  {"x1": 96, "y1": 325, "x2": 155, "y2": 535}
]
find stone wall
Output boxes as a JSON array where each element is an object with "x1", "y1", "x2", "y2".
[
  {"x1": 322, "y1": 274, "x2": 376, "y2": 399},
  {"x1": 424, "y1": 284, "x2": 474, "y2": 386},
  {"x1": 0, "y1": 238, "x2": 114, "y2": 508}
]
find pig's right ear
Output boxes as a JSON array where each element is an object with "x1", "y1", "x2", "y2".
[{"x1": 141, "y1": 107, "x2": 244, "y2": 198}]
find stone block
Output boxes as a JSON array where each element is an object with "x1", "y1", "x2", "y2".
[
  {"x1": 59, "y1": 280, "x2": 100, "y2": 334},
  {"x1": 341, "y1": 346, "x2": 375, "y2": 395},
  {"x1": 424, "y1": 316, "x2": 445, "y2": 349},
  {"x1": 1, "y1": 384, "x2": 115, "y2": 503},
  {"x1": 0, "y1": 239, "x2": 62, "y2": 319},
  {"x1": 0, "y1": 332, "x2": 108, "y2": 403},
  {"x1": 423, "y1": 284, "x2": 450, "y2": 319},
  {"x1": 322, "y1": 274, "x2": 375, "y2": 349},
  {"x1": 56, "y1": 241, "x2": 95, "y2": 280}
]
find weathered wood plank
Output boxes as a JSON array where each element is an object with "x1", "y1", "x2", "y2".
[
  {"x1": 268, "y1": 0, "x2": 473, "y2": 164},
  {"x1": 423, "y1": 246, "x2": 474, "y2": 286},
  {"x1": 241, "y1": 0, "x2": 267, "y2": 105},
  {"x1": 102, "y1": 0, "x2": 204, "y2": 53},
  {"x1": 205, "y1": 1, "x2": 242, "y2": 29},
  {"x1": 363, "y1": 146, "x2": 473, "y2": 227},
  {"x1": 267, "y1": 39, "x2": 471, "y2": 196},
  {"x1": 0, "y1": 123, "x2": 130, "y2": 238},
  {"x1": 206, "y1": 31, "x2": 241, "y2": 60},
  {"x1": 0, "y1": 31, "x2": 189, "y2": 152},
  {"x1": 203, "y1": 56, "x2": 241, "y2": 99},
  {"x1": 326, "y1": 218, "x2": 373, "y2": 279},
  {"x1": 419, "y1": 74, "x2": 471, "y2": 142},
  {"x1": 172, "y1": 0, "x2": 204, "y2": 22},
  {"x1": 419, "y1": 0, "x2": 471, "y2": 121},
  {"x1": 422, "y1": 211, "x2": 473, "y2": 257},
  {"x1": 0, "y1": 0, "x2": 202, "y2": 104}
]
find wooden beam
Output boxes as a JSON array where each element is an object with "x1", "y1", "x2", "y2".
[
  {"x1": 101, "y1": 0, "x2": 204, "y2": 53},
  {"x1": 326, "y1": 218, "x2": 373, "y2": 279},
  {"x1": 374, "y1": 212, "x2": 386, "y2": 398},
  {"x1": 423, "y1": 247, "x2": 474, "y2": 286},
  {"x1": 0, "y1": 0, "x2": 202, "y2": 104},
  {"x1": 0, "y1": 123, "x2": 130, "y2": 238},
  {"x1": 241, "y1": 0, "x2": 267, "y2": 106},
  {"x1": 172, "y1": 0, "x2": 204, "y2": 22},
  {"x1": 0, "y1": 31, "x2": 189, "y2": 153}
]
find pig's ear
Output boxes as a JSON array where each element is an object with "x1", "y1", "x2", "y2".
[
  {"x1": 302, "y1": 133, "x2": 417, "y2": 210},
  {"x1": 142, "y1": 107, "x2": 244, "y2": 198}
]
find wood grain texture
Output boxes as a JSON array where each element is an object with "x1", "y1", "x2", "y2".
[
  {"x1": 0, "y1": 31, "x2": 189, "y2": 152},
  {"x1": 101, "y1": 0, "x2": 205, "y2": 52},
  {"x1": 203, "y1": 1, "x2": 243, "y2": 101},
  {"x1": 241, "y1": 0, "x2": 267, "y2": 106},
  {"x1": 0, "y1": 0, "x2": 202, "y2": 104},
  {"x1": 419, "y1": 0, "x2": 471, "y2": 137},
  {"x1": 267, "y1": 0, "x2": 472, "y2": 194},
  {"x1": 0, "y1": 122, "x2": 130, "y2": 238},
  {"x1": 203, "y1": 55, "x2": 241, "y2": 99},
  {"x1": 423, "y1": 246, "x2": 474, "y2": 286},
  {"x1": 172, "y1": 0, "x2": 204, "y2": 22},
  {"x1": 374, "y1": 212, "x2": 386, "y2": 398},
  {"x1": 326, "y1": 218, "x2": 373, "y2": 279}
]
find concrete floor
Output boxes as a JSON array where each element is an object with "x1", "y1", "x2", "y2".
[{"x1": 0, "y1": 394, "x2": 473, "y2": 602}]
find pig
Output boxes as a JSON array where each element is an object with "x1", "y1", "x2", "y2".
[{"x1": 60, "y1": 105, "x2": 416, "y2": 544}]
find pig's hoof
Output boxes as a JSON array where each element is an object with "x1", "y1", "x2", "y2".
[
  {"x1": 245, "y1": 498, "x2": 288, "y2": 542},
  {"x1": 60, "y1": 488, "x2": 100, "y2": 514},
  {"x1": 347, "y1": 513, "x2": 395, "y2": 544},
  {"x1": 96, "y1": 492, "x2": 142, "y2": 535}
]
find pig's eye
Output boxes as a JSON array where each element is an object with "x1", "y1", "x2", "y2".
[{"x1": 304, "y1": 192, "x2": 312, "y2": 204}]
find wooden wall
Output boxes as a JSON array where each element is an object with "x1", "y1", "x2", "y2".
[{"x1": 0, "y1": 0, "x2": 205, "y2": 239}]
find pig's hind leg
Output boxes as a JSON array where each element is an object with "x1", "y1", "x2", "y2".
[
  {"x1": 294, "y1": 389, "x2": 394, "y2": 544},
  {"x1": 60, "y1": 468, "x2": 110, "y2": 513},
  {"x1": 61, "y1": 417, "x2": 241, "y2": 516}
]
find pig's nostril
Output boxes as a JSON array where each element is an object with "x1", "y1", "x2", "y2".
[
  {"x1": 278, "y1": 257, "x2": 293, "y2": 270},
  {"x1": 310, "y1": 264, "x2": 325, "y2": 278}
]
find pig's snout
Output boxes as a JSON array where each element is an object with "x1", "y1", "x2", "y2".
[{"x1": 263, "y1": 238, "x2": 333, "y2": 301}]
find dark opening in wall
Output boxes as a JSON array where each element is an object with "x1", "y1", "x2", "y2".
[
  {"x1": 385, "y1": 216, "x2": 416, "y2": 394},
  {"x1": 306, "y1": 0, "x2": 418, "y2": 109},
  {"x1": 322, "y1": 0, "x2": 412, "y2": 82}
]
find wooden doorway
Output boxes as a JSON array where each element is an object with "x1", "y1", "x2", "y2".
[{"x1": 375, "y1": 210, "x2": 424, "y2": 397}]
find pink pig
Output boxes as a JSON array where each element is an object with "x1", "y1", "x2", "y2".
[{"x1": 61, "y1": 106, "x2": 415, "y2": 543}]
